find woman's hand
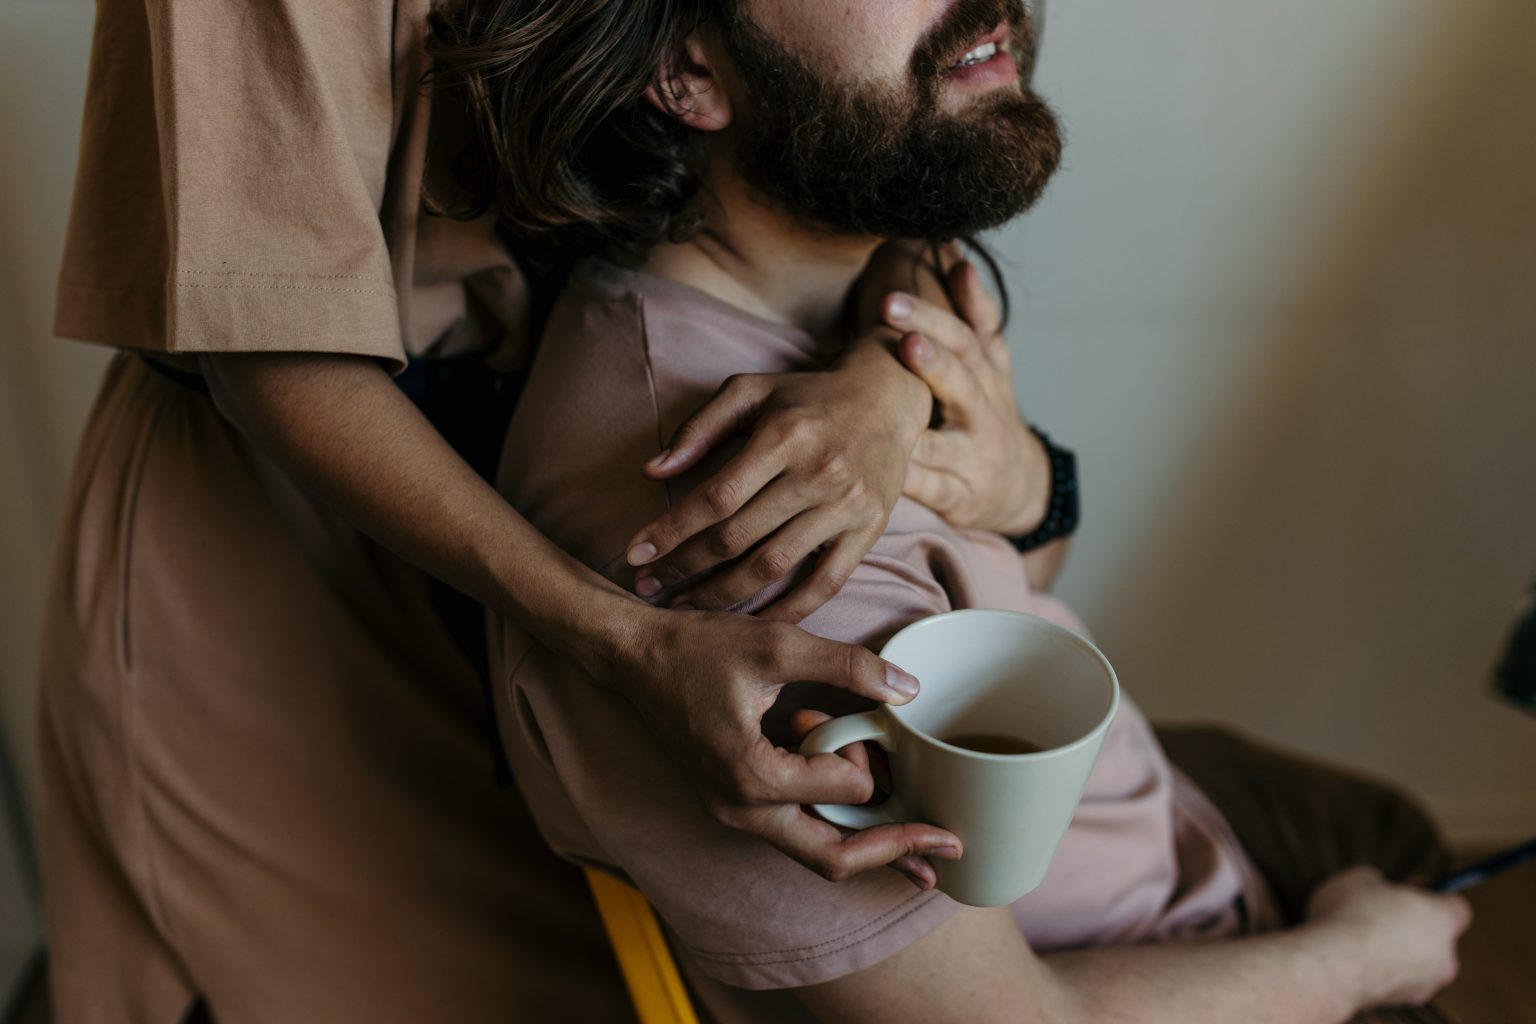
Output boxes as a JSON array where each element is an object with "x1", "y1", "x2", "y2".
[
  {"x1": 595, "y1": 601, "x2": 962, "y2": 888},
  {"x1": 622, "y1": 337, "x2": 931, "y2": 623},
  {"x1": 878, "y1": 252, "x2": 1052, "y2": 539},
  {"x1": 620, "y1": 241, "x2": 1065, "y2": 621}
]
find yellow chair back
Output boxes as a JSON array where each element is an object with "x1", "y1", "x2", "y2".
[{"x1": 584, "y1": 867, "x2": 701, "y2": 1024}]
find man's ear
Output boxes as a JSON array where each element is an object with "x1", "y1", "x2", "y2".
[{"x1": 644, "y1": 32, "x2": 732, "y2": 131}]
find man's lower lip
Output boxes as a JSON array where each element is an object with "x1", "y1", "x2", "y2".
[{"x1": 942, "y1": 49, "x2": 1018, "y2": 88}]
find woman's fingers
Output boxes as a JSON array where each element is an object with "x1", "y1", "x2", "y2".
[
  {"x1": 891, "y1": 854, "x2": 938, "y2": 890},
  {"x1": 772, "y1": 625, "x2": 920, "y2": 706},
  {"x1": 666, "y1": 511, "x2": 830, "y2": 612},
  {"x1": 748, "y1": 803, "x2": 961, "y2": 885},
  {"x1": 625, "y1": 429, "x2": 786, "y2": 569},
  {"x1": 787, "y1": 709, "x2": 876, "y2": 788},
  {"x1": 756, "y1": 534, "x2": 869, "y2": 625},
  {"x1": 643, "y1": 373, "x2": 769, "y2": 479},
  {"x1": 639, "y1": 483, "x2": 809, "y2": 593},
  {"x1": 759, "y1": 742, "x2": 879, "y2": 807},
  {"x1": 789, "y1": 707, "x2": 834, "y2": 736}
]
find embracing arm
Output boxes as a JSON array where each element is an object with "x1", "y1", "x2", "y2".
[
  {"x1": 201, "y1": 351, "x2": 628, "y2": 655},
  {"x1": 197, "y1": 350, "x2": 959, "y2": 884}
]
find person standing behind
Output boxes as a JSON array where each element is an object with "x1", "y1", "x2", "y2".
[{"x1": 38, "y1": 1, "x2": 1054, "y2": 1020}]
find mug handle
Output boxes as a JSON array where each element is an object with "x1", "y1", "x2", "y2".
[{"x1": 798, "y1": 711, "x2": 911, "y2": 829}]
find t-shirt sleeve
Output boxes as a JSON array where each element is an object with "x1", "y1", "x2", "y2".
[
  {"x1": 502, "y1": 556, "x2": 966, "y2": 992},
  {"x1": 54, "y1": 0, "x2": 407, "y2": 367},
  {"x1": 493, "y1": 284, "x2": 966, "y2": 992}
]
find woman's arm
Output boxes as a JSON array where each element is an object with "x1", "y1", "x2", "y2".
[
  {"x1": 198, "y1": 350, "x2": 960, "y2": 885},
  {"x1": 619, "y1": 335, "x2": 934, "y2": 620},
  {"x1": 627, "y1": 243, "x2": 1070, "y2": 612}
]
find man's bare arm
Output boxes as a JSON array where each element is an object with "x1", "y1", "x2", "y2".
[{"x1": 798, "y1": 868, "x2": 1469, "y2": 1024}]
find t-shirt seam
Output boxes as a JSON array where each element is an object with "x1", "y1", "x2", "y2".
[
  {"x1": 170, "y1": 280, "x2": 397, "y2": 298},
  {"x1": 173, "y1": 268, "x2": 393, "y2": 284},
  {"x1": 56, "y1": 281, "x2": 164, "y2": 295},
  {"x1": 681, "y1": 890, "x2": 942, "y2": 964},
  {"x1": 635, "y1": 293, "x2": 674, "y2": 512}
]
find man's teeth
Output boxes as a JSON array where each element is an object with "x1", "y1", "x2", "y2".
[{"x1": 951, "y1": 41, "x2": 997, "y2": 68}]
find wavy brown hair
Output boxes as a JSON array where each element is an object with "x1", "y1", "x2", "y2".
[{"x1": 426, "y1": 0, "x2": 720, "y2": 267}]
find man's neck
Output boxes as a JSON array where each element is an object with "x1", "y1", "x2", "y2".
[{"x1": 639, "y1": 167, "x2": 880, "y2": 341}]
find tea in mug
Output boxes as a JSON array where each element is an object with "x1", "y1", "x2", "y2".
[{"x1": 942, "y1": 732, "x2": 1045, "y2": 755}]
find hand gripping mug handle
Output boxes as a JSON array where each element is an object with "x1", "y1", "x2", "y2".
[{"x1": 798, "y1": 711, "x2": 911, "y2": 829}]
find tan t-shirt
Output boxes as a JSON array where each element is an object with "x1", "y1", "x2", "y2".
[
  {"x1": 496, "y1": 260, "x2": 1273, "y2": 1000},
  {"x1": 53, "y1": 0, "x2": 527, "y2": 373}
]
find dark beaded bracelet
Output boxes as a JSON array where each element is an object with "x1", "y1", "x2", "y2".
[{"x1": 1008, "y1": 426, "x2": 1079, "y2": 553}]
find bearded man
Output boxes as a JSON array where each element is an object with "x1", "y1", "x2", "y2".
[{"x1": 431, "y1": 1, "x2": 1470, "y2": 1020}]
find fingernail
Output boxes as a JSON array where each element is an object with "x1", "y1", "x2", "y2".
[
  {"x1": 910, "y1": 335, "x2": 934, "y2": 365},
  {"x1": 635, "y1": 575, "x2": 661, "y2": 597},
  {"x1": 885, "y1": 666, "x2": 919, "y2": 701},
  {"x1": 901, "y1": 868, "x2": 935, "y2": 891},
  {"x1": 886, "y1": 292, "x2": 913, "y2": 321},
  {"x1": 645, "y1": 448, "x2": 672, "y2": 469},
  {"x1": 627, "y1": 542, "x2": 658, "y2": 566},
  {"x1": 926, "y1": 845, "x2": 962, "y2": 861}
]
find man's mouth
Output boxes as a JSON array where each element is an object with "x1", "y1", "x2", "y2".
[
  {"x1": 945, "y1": 23, "x2": 1009, "y2": 72},
  {"x1": 951, "y1": 41, "x2": 997, "y2": 68}
]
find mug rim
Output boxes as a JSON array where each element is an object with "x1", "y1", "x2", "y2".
[{"x1": 878, "y1": 608, "x2": 1122, "y2": 762}]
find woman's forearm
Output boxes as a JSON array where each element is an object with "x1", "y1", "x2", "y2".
[
  {"x1": 198, "y1": 350, "x2": 958, "y2": 883},
  {"x1": 199, "y1": 351, "x2": 637, "y2": 676}
]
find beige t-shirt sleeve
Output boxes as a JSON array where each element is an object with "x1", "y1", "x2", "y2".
[{"x1": 55, "y1": 0, "x2": 407, "y2": 366}]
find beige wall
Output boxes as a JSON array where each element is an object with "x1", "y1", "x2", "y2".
[
  {"x1": 1, "y1": 0, "x2": 101, "y2": 985},
  {"x1": 1, "y1": 0, "x2": 1532, "y2": 905},
  {"x1": 2, "y1": 0, "x2": 104, "y2": 840},
  {"x1": 997, "y1": 0, "x2": 1536, "y2": 843}
]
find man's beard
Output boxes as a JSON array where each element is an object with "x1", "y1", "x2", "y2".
[{"x1": 719, "y1": 0, "x2": 1063, "y2": 241}]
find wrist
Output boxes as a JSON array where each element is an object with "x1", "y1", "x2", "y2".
[
  {"x1": 999, "y1": 427, "x2": 1053, "y2": 536},
  {"x1": 571, "y1": 592, "x2": 651, "y2": 686},
  {"x1": 838, "y1": 334, "x2": 931, "y2": 442},
  {"x1": 480, "y1": 530, "x2": 646, "y2": 685},
  {"x1": 543, "y1": 587, "x2": 652, "y2": 687},
  {"x1": 1292, "y1": 920, "x2": 1376, "y2": 1018},
  {"x1": 1005, "y1": 426, "x2": 1079, "y2": 550}
]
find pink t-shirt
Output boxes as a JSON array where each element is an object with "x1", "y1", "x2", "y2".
[{"x1": 494, "y1": 260, "x2": 1270, "y2": 1001}]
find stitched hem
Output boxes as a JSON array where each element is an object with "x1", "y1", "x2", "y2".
[
  {"x1": 679, "y1": 889, "x2": 960, "y2": 990},
  {"x1": 687, "y1": 889, "x2": 937, "y2": 963}
]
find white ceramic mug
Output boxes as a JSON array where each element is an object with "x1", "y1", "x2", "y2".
[{"x1": 800, "y1": 609, "x2": 1120, "y2": 907}]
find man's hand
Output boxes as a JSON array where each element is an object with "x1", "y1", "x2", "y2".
[
  {"x1": 879, "y1": 253, "x2": 1052, "y2": 538},
  {"x1": 603, "y1": 604, "x2": 962, "y2": 888},
  {"x1": 622, "y1": 340, "x2": 930, "y2": 623},
  {"x1": 1303, "y1": 865, "x2": 1471, "y2": 1010}
]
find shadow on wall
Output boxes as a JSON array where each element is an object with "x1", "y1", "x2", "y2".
[{"x1": 1095, "y1": 0, "x2": 1536, "y2": 814}]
